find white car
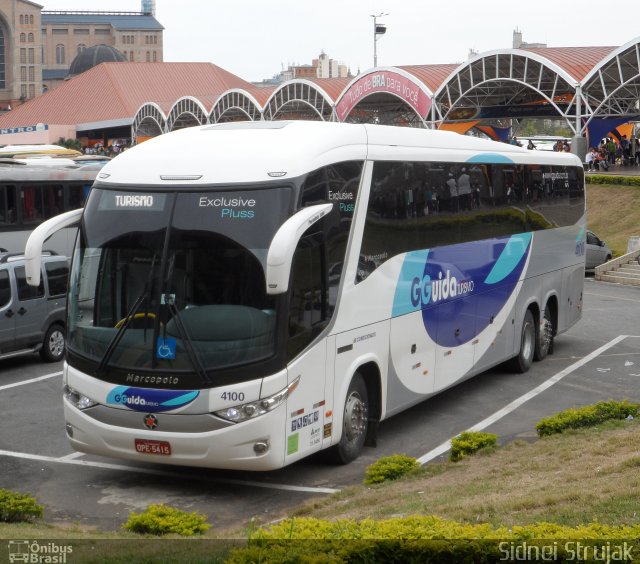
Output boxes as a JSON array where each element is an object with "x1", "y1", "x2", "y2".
[{"x1": 585, "y1": 230, "x2": 612, "y2": 271}]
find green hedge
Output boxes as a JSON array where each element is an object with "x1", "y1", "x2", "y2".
[
  {"x1": 450, "y1": 431, "x2": 498, "y2": 462},
  {"x1": 227, "y1": 516, "x2": 640, "y2": 563},
  {"x1": 536, "y1": 400, "x2": 640, "y2": 437},
  {"x1": 0, "y1": 489, "x2": 43, "y2": 523},
  {"x1": 586, "y1": 174, "x2": 640, "y2": 186},
  {"x1": 123, "y1": 504, "x2": 210, "y2": 536},
  {"x1": 364, "y1": 454, "x2": 420, "y2": 485}
]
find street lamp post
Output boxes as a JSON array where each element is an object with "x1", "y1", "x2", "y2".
[{"x1": 371, "y1": 12, "x2": 388, "y2": 67}]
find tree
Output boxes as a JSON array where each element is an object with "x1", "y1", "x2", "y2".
[{"x1": 56, "y1": 137, "x2": 82, "y2": 151}]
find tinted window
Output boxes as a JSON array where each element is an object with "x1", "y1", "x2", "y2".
[
  {"x1": 15, "y1": 266, "x2": 44, "y2": 300},
  {"x1": 0, "y1": 270, "x2": 10, "y2": 308},
  {"x1": 20, "y1": 184, "x2": 64, "y2": 223},
  {"x1": 45, "y1": 261, "x2": 69, "y2": 296},
  {"x1": 288, "y1": 232, "x2": 326, "y2": 361},
  {"x1": 68, "y1": 184, "x2": 91, "y2": 209},
  {"x1": 0, "y1": 186, "x2": 17, "y2": 225},
  {"x1": 359, "y1": 161, "x2": 584, "y2": 278},
  {"x1": 300, "y1": 161, "x2": 363, "y2": 310}
]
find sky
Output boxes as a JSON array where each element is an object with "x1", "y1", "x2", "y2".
[{"x1": 42, "y1": 0, "x2": 640, "y2": 82}]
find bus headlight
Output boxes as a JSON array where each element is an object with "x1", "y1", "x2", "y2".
[
  {"x1": 214, "y1": 376, "x2": 300, "y2": 423},
  {"x1": 64, "y1": 385, "x2": 98, "y2": 410}
]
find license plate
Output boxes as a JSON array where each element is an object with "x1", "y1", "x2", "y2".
[{"x1": 135, "y1": 439, "x2": 171, "y2": 455}]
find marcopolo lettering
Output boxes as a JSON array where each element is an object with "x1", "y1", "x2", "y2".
[{"x1": 115, "y1": 194, "x2": 154, "y2": 207}]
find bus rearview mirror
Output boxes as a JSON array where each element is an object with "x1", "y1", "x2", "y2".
[
  {"x1": 24, "y1": 208, "x2": 83, "y2": 286},
  {"x1": 266, "y1": 203, "x2": 333, "y2": 295}
]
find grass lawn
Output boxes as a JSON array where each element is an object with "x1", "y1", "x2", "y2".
[
  {"x1": 295, "y1": 420, "x2": 640, "y2": 529},
  {"x1": 586, "y1": 183, "x2": 640, "y2": 256}
]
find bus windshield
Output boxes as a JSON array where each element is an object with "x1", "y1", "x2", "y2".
[{"x1": 67, "y1": 186, "x2": 292, "y2": 383}]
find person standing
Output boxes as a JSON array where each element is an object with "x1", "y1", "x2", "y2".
[
  {"x1": 446, "y1": 173, "x2": 458, "y2": 213},
  {"x1": 605, "y1": 137, "x2": 617, "y2": 165},
  {"x1": 457, "y1": 168, "x2": 472, "y2": 211}
]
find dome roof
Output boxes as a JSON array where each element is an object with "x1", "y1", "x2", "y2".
[{"x1": 68, "y1": 44, "x2": 127, "y2": 76}]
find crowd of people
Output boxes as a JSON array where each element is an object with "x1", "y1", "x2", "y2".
[
  {"x1": 585, "y1": 135, "x2": 640, "y2": 171},
  {"x1": 83, "y1": 141, "x2": 130, "y2": 157}
]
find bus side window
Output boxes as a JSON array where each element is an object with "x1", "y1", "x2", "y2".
[
  {"x1": 287, "y1": 231, "x2": 327, "y2": 361},
  {"x1": 43, "y1": 184, "x2": 64, "y2": 218},
  {"x1": 45, "y1": 261, "x2": 69, "y2": 297},
  {"x1": 0, "y1": 186, "x2": 17, "y2": 224},
  {"x1": 67, "y1": 184, "x2": 87, "y2": 209},
  {"x1": 0, "y1": 270, "x2": 11, "y2": 308},
  {"x1": 15, "y1": 266, "x2": 44, "y2": 300},
  {"x1": 20, "y1": 185, "x2": 43, "y2": 223}
]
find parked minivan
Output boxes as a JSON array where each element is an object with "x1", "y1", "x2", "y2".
[
  {"x1": 0, "y1": 251, "x2": 68, "y2": 362},
  {"x1": 585, "y1": 230, "x2": 613, "y2": 271}
]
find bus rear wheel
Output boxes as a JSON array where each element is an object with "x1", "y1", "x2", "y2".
[
  {"x1": 328, "y1": 373, "x2": 369, "y2": 464},
  {"x1": 534, "y1": 304, "x2": 554, "y2": 361},
  {"x1": 508, "y1": 309, "x2": 535, "y2": 373}
]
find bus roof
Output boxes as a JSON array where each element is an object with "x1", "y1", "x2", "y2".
[{"x1": 98, "y1": 121, "x2": 582, "y2": 187}]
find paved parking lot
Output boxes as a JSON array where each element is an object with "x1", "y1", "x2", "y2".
[{"x1": 0, "y1": 277, "x2": 638, "y2": 533}]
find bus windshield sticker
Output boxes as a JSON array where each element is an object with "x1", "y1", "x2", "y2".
[{"x1": 156, "y1": 336, "x2": 176, "y2": 360}]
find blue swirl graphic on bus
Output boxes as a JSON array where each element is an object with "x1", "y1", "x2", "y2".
[
  {"x1": 106, "y1": 387, "x2": 199, "y2": 412},
  {"x1": 393, "y1": 234, "x2": 532, "y2": 347}
]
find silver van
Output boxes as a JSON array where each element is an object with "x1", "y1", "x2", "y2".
[
  {"x1": 585, "y1": 230, "x2": 613, "y2": 271},
  {"x1": 0, "y1": 251, "x2": 68, "y2": 362}
]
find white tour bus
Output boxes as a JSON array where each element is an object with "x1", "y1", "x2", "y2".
[
  {"x1": 26, "y1": 121, "x2": 585, "y2": 470},
  {"x1": 0, "y1": 160, "x2": 103, "y2": 255}
]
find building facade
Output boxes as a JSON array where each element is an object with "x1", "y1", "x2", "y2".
[{"x1": 0, "y1": 0, "x2": 163, "y2": 108}]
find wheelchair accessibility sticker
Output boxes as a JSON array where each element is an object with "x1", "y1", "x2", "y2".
[{"x1": 157, "y1": 336, "x2": 176, "y2": 359}]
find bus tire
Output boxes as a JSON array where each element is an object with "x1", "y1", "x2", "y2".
[
  {"x1": 328, "y1": 373, "x2": 369, "y2": 464},
  {"x1": 508, "y1": 309, "x2": 535, "y2": 373},
  {"x1": 534, "y1": 304, "x2": 554, "y2": 361},
  {"x1": 40, "y1": 324, "x2": 65, "y2": 362}
]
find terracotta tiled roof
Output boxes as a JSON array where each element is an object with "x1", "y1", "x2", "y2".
[
  {"x1": 522, "y1": 46, "x2": 617, "y2": 82},
  {"x1": 399, "y1": 64, "x2": 460, "y2": 94},
  {"x1": 0, "y1": 62, "x2": 253, "y2": 127},
  {"x1": 236, "y1": 85, "x2": 276, "y2": 106},
  {"x1": 307, "y1": 77, "x2": 355, "y2": 102}
]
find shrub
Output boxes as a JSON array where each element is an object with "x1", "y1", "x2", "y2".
[
  {"x1": 123, "y1": 503, "x2": 210, "y2": 536},
  {"x1": 0, "y1": 488, "x2": 44, "y2": 522},
  {"x1": 226, "y1": 516, "x2": 640, "y2": 563},
  {"x1": 364, "y1": 454, "x2": 420, "y2": 485},
  {"x1": 450, "y1": 431, "x2": 498, "y2": 462},
  {"x1": 536, "y1": 400, "x2": 640, "y2": 437},
  {"x1": 586, "y1": 174, "x2": 640, "y2": 187}
]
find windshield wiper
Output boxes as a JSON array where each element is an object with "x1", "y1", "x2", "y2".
[
  {"x1": 155, "y1": 252, "x2": 212, "y2": 386},
  {"x1": 96, "y1": 255, "x2": 157, "y2": 378}
]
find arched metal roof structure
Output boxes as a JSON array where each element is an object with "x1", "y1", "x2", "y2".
[
  {"x1": 262, "y1": 79, "x2": 346, "y2": 122},
  {"x1": 166, "y1": 96, "x2": 209, "y2": 131},
  {"x1": 211, "y1": 88, "x2": 265, "y2": 123},
  {"x1": 580, "y1": 38, "x2": 640, "y2": 129},
  {"x1": 433, "y1": 49, "x2": 583, "y2": 130},
  {"x1": 132, "y1": 102, "x2": 166, "y2": 142},
  {"x1": 335, "y1": 67, "x2": 436, "y2": 127},
  {"x1": 118, "y1": 37, "x2": 640, "y2": 144}
]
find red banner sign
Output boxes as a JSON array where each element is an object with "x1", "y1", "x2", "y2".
[{"x1": 336, "y1": 71, "x2": 431, "y2": 121}]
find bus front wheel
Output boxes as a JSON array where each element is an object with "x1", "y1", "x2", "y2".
[
  {"x1": 329, "y1": 373, "x2": 369, "y2": 464},
  {"x1": 508, "y1": 309, "x2": 535, "y2": 373}
]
